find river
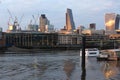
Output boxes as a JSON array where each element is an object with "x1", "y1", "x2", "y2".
[{"x1": 0, "y1": 50, "x2": 120, "y2": 80}]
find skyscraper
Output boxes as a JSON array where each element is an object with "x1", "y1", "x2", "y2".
[
  {"x1": 39, "y1": 14, "x2": 49, "y2": 32},
  {"x1": 105, "y1": 13, "x2": 120, "y2": 31},
  {"x1": 89, "y1": 23, "x2": 96, "y2": 30},
  {"x1": 115, "y1": 14, "x2": 120, "y2": 29},
  {"x1": 66, "y1": 8, "x2": 75, "y2": 31}
]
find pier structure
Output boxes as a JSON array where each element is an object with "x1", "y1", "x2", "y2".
[
  {"x1": 4, "y1": 31, "x2": 120, "y2": 50},
  {"x1": 5, "y1": 32, "x2": 58, "y2": 49}
]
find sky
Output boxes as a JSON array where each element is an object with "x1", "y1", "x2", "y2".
[{"x1": 0, "y1": 0, "x2": 120, "y2": 31}]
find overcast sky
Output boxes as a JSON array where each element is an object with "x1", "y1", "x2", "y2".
[{"x1": 0, "y1": 0, "x2": 120, "y2": 31}]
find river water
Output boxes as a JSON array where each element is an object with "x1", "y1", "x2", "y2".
[{"x1": 0, "y1": 50, "x2": 120, "y2": 80}]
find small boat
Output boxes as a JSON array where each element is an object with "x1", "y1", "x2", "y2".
[
  {"x1": 97, "y1": 49, "x2": 120, "y2": 61},
  {"x1": 96, "y1": 52, "x2": 109, "y2": 61},
  {"x1": 80, "y1": 48, "x2": 100, "y2": 57}
]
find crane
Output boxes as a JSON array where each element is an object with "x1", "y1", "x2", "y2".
[
  {"x1": 7, "y1": 9, "x2": 14, "y2": 25},
  {"x1": 17, "y1": 14, "x2": 24, "y2": 30},
  {"x1": 7, "y1": 9, "x2": 24, "y2": 31},
  {"x1": 19, "y1": 14, "x2": 24, "y2": 26},
  {"x1": 32, "y1": 14, "x2": 39, "y2": 25}
]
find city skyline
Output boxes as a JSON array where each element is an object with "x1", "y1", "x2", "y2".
[{"x1": 0, "y1": 0, "x2": 120, "y2": 31}]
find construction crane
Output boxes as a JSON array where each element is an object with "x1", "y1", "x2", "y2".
[
  {"x1": 32, "y1": 14, "x2": 39, "y2": 25},
  {"x1": 7, "y1": 9, "x2": 14, "y2": 25},
  {"x1": 17, "y1": 14, "x2": 24, "y2": 30},
  {"x1": 19, "y1": 14, "x2": 24, "y2": 26},
  {"x1": 7, "y1": 9, "x2": 24, "y2": 31}
]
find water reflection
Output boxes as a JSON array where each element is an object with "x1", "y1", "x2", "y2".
[
  {"x1": 63, "y1": 60, "x2": 75, "y2": 80},
  {"x1": 81, "y1": 67, "x2": 86, "y2": 80},
  {"x1": 80, "y1": 57, "x2": 86, "y2": 80},
  {"x1": 33, "y1": 57, "x2": 47, "y2": 78},
  {"x1": 101, "y1": 61, "x2": 120, "y2": 79}
]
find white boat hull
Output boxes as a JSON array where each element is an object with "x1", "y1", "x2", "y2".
[{"x1": 80, "y1": 48, "x2": 99, "y2": 57}]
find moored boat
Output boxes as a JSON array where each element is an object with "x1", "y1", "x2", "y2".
[
  {"x1": 97, "y1": 49, "x2": 120, "y2": 61},
  {"x1": 80, "y1": 48, "x2": 100, "y2": 57}
]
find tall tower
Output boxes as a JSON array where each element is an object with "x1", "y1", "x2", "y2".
[
  {"x1": 115, "y1": 14, "x2": 120, "y2": 29},
  {"x1": 66, "y1": 8, "x2": 75, "y2": 31},
  {"x1": 105, "y1": 13, "x2": 120, "y2": 31},
  {"x1": 39, "y1": 14, "x2": 49, "y2": 32},
  {"x1": 89, "y1": 23, "x2": 96, "y2": 30}
]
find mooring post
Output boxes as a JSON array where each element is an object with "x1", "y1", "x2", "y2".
[
  {"x1": 81, "y1": 36, "x2": 86, "y2": 68},
  {"x1": 81, "y1": 35, "x2": 86, "y2": 80}
]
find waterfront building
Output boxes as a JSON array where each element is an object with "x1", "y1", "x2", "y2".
[
  {"x1": 5, "y1": 31, "x2": 118, "y2": 49},
  {"x1": 105, "y1": 13, "x2": 120, "y2": 34},
  {"x1": 5, "y1": 32, "x2": 58, "y2": 48},
  {"x1": 0, "y1": 32, "x2": 6, "y2": 50},
  {"x1": 82, "y1": 29, "x2": 105, "y2": 35},
  {"x1": 65, "y1": 8, "x2": 75, "y2": 31},
  {"x1": 58, "y1": 34, "x2": 81, "y2": 45},
  {"x1": 39, "y1": 14, "x2": 49, "y2": 32},
  {"x1": 58, "y1": 34, "x2": 82, "y2": 49}
]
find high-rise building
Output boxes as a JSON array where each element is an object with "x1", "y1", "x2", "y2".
[
  {"x1": 39, "y1": 14, "x2": 49, "y2": 32},
  {"x1": 66, "y1": 8, "x2": 75, "y2": 31},
  {"x1": 89, "y1": 23, "x2": 96, "y2": 30},
  {"x1": 115, "y1": 14, "x2": 120, "y2": 29},
  {"x1": 105, "y1": 13, "x2": 120, "y2": 31}
]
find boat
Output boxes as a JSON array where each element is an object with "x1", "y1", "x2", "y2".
[
  {"x1": 97, "y1": 49, "x2": 120, "y2": 61},
  {"x1": 96, "y1": 51, "x2": 109, "y2": 61},
  {"x1": 80, "y1": 48, "x2": 100, "y2": 57}
]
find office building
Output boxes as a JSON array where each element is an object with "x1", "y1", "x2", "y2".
[
  {"x1": 105, "y1": 13, "x2": 120, "y2": 32},
  {"x1": 39, "y1": 14, "x2": 49, "y2": 32},
  {"x1": 89, "y1": 23, "x2": 96, "y2": 30},
  {"x1": 65, "y1": 8, "x2": 75, "y2": 31},
  {"x1": 115, "y1": 14, "x2": 120, "y2": 29}
]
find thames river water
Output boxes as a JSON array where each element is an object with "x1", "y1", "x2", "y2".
[{"x1": 0, "y1": 50, "x2": 120, "y2": 80}]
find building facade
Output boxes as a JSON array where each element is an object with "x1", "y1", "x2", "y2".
[
  {"x1": 39, "y1": 14, "x2": 49, "y2": 32},
  {"x1": 5, "y1": 32, "x2": 58, "y2": 48}
]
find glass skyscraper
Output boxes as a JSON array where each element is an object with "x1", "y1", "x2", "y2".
[
  {"x1": 66, "y1": 8, "x2": 75, "y2": 31},
  {"x1": 105, "y1": 13, "x2": 120, "y2": 31},
  {"x1": 115, "y1": 14, "x2": 120, "y2": 29}
]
